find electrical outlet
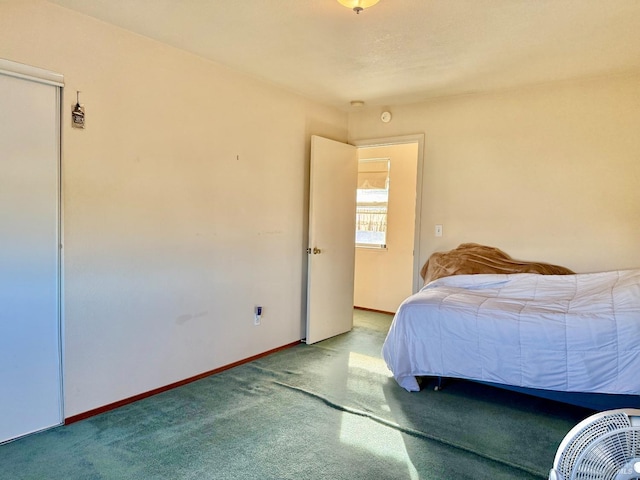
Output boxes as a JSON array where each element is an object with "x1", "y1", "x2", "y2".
[{"x1": 254, "y1": 306, "x2": 263, "y2": 326}]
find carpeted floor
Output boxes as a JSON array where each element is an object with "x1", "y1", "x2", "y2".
[{"x1": 0, "y1": 309, "x2": 591, "y2": 479}]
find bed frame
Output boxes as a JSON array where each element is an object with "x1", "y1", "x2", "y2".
[{"x1": 433, "y1": 376, "x2": 640, "y2": 411}]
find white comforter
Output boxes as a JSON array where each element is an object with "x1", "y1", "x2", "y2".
[{"x1": 382, "y1": 270, "x2": 640, "y2": 394}]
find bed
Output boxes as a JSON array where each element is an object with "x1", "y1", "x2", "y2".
[{"x1": 382, "y1": 244, "x2": 640, "y2": 410}]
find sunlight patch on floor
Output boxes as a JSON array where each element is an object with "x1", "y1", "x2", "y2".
[
  {"x1": 339, "y1": 351, "x2": 418, "y2": 478},
  {"x1": 347, "y1": 351, "x2": 392, "y2": 377},
  {"x1": 338, "y1": 411, "x2": 419, "y2": 479}
]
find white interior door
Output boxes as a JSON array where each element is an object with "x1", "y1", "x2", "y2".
[
  {"x1": 0, "y1": 61, "x2": 63, "y2": 443},
  {"x1": 306, "y1": 136, "x2": 357, "y2": 344}
]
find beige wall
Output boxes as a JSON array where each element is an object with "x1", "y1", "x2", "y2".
[
  {"x1": 0, "y1": 0, "x2": 347, "y2": 417},
  {"x1": 349, "y1": 74, "x2": 640, "y2": 275},
  {"x1": 354, "y1": 143, "x2": 418, "y2": 312},
  {"x1": 4, "y1": 0, "x2": 640, "y2": 419}
]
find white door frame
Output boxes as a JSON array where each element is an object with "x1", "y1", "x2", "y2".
[{"x1": 352, "y1": 134, "x2": 425, "y2": 294}]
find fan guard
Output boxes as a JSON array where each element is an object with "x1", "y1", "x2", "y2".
[{"x1": 549, "y1": 408, "x2": 640, "y2": 480}]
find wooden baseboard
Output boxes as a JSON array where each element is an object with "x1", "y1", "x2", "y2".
[
  {"x1": 64, "y1": 340, "x2": 301, "y2": 425},
  {"x1": 354, "y1": 306, "x2": 395, "y2": 315}
]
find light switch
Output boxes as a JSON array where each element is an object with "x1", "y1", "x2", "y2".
[{"x1": 435, "y1": 224, "x2": 443, "y2": 237}]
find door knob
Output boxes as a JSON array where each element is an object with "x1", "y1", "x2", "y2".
[{"x1": 313, "y1": 247, "x2": 322, "y2": 254}]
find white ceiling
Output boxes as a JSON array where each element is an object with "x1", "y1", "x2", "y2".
[{"x1": 48, "y1": 0, "x2": 640, "y2": 109}]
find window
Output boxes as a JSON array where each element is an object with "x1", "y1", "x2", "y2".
[{"x1": 355, "y1": 158, "x2": 389, "y2": 248}]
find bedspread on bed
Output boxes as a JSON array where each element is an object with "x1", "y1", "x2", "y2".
[
  {"x1": 382, "y1": 270, "x2": 640, "y2": 394},
  {"x1": 420, "y1": 243, "x2": 574, "y2": 284}
]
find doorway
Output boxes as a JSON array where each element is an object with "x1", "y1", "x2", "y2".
[
  {"x1": 305, "y1": 134, "x2": 423, "y2": 343},
  {"x1": 353, "y1": 135, "x2": 424, "y2": 313}
]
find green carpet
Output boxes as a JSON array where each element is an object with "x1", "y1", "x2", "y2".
[{"x1": 0, "y1": 309, "x2": 591, "y2": 479}]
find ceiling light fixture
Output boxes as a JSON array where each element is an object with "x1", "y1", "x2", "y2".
[{"x1": 337, "y1": 0, "x2": 380, "y2": 14}]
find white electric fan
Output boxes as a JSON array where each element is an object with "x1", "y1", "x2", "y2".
[{"x1": 549, "y1": 408, "x2": 640, "y2": 480}]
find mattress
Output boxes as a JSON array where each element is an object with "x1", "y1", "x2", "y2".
[{"x1": 382, "y1": 270, "x2": 640, "y2": 395}]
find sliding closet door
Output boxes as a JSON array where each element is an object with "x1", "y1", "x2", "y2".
[{"x1": 0, "y1": 64, "x2": 63, "y2": 443}]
